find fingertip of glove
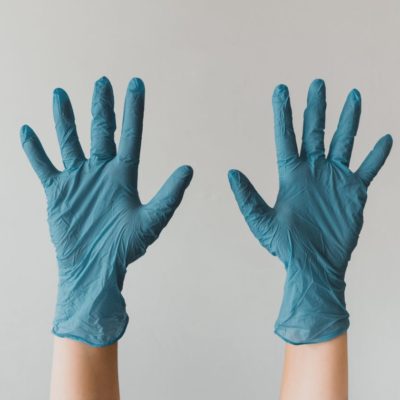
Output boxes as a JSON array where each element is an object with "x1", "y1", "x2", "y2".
[
  {"x1": 179, "y1": 164, "x2": 193, "y2": 174},
  {"x1": 310, "y1": 78, "x2": 325, "y2": 89},
  {"x1": 273, "y1": 84, "x2": 289, "y2": 101},
  {"x1": 380, "y1": 133, "x2": 393, "y2": 150},
  {"x1": 128, "y1": 77, "x2": 145, "y2": 92},
  {"x1": 20, "y1": 124, "x2": 34, "y2": 145},
  {"x1": 96, "y1": 75, "x2": 111, "y2": 87},
  {"x1": 177, "y1": 165, "x2": 194, "y2": 181},
  {"x1": 228, "y1": 169, "x2": 241, "y2": 185},
  {"x1": 304, "y1": 79, "x2": 326, "y2": 108},
  {"x1": 53, "y1": 87, "x2": 68, "y2": 102},
  {"x1": 228, "y1": 168, "x2": 237, "y2": 178},
  {"x1": 350, "y1": 88, "x2": 361, "y2": 102},
  {"x1": 383, "y1": 133, "x2": 393, "y2": 145}
]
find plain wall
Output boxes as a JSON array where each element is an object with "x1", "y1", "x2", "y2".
[{"x1": 1, "y1": 0, "x2": 399, "y2": 398}]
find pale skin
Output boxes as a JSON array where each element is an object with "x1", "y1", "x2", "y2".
[
  {"x1": 50, "y1": 338, "x2": 119, "y2": 400},
  {"x1": 50, "y1": 331, "x2": 348, "y2": 400},
  {"x1": 280, "y1": 334, "x2": 348, "y2": 400}
]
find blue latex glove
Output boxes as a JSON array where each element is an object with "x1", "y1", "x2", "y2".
[
  {"x1": 228, "y1": 80, "x2": 393, "y2": 344},
  {"x1": 21, "y1": 77, "x2": 193, "y2": 346}
]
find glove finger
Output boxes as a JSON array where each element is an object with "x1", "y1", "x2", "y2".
[
  {"x1": 272, "y1": 84, "x2": 299, "y2": 168},
  {"x1": 328, "y1": 89, "x2": 361, "y2": 166},
  {"x1": 143, "y1": 165, "x2": 193, "y2": 237},
  {"x1": 20, "y1": 125, "x2": 59, "y2": 186},
  {"x1": 356, "y1": 134, "x2": 393, "y2": 186},
  {"x1": 228, "y1": 169, "x2": 273, "y2": 241},
  {"x1": 118, "y1": 78, "x2": 145, "y2": 174},
  {"x1": 53, "y1": 88, "x2": 85, "y2": 169},
  {"x1": 301, "y1": 79, "x2": 326, "y2": 161},
  {"x1": 90, "y1": 76, "x2": 117, "y2": 160}
]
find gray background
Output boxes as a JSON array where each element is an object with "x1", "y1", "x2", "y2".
[{"x1": 1, "y1": 0, "x2": 399, "y2": 398}]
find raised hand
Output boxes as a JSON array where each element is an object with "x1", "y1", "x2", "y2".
[
  {"x1": 228, "y1": 80, "x2": 392, "y2": 344},
  {"x1": 21, "y1": 77, "x2": 193, "y2": 346}
]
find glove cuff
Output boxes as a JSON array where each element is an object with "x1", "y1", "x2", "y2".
[
  {"x1": 52, "y1": 261, "x2": 129, "y2": 347},
  {"x1": 274, "y1": 263, "x2": 349, "y2": 345}
]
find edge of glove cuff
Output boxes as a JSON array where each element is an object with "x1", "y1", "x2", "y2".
[
  {"x1": 52, "y1": 315, "x2": 129, "y2": 348},
  {"x1": 274, "y1": 319, "x2": 350, "y2": 345}
]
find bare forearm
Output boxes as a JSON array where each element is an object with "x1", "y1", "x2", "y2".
[
  {"x1": 280, "y1": 334, "x2": 348, "y2": 400},
  {"x1": 50, "y1": 337, "x2": 120, "y2": 400}
]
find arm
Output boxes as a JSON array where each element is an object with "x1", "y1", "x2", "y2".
[
  {"x1": 50, "y1": 338, "x2": 119, "y2": 400},
  {"x1": 280, "y1": 334, "x2": 348, "y2": 400},
  {"x1": 21, "y1": 76, "x2": 193, "y2": 399},
  {"x1": 228, "y1": 79, "x2": 392, "y2": 395}
]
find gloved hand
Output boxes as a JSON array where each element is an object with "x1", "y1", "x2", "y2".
[
  {"x1": 21, "y1": 77, "x2": 193, "y2": 347},
  {"x1": 228, "y1": 79, "x2": 392, "y2": 344}
]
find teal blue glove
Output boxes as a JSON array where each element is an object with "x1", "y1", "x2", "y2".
[
  {"x1": 21, "y1": 77, "x2": 193, "y2": 347},
  {"x1": 228, "y1": 79, "x2": 392, "y2": 344}
]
